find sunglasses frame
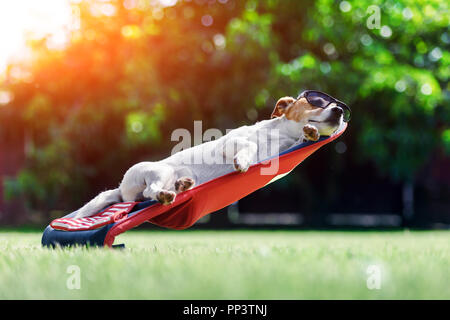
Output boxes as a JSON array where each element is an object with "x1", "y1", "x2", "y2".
[{"x1": 298, "y1": 90, "x2": 351, "y2": 122}]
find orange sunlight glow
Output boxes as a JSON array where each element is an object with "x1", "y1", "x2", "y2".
[{"x1": 0, "y1": 0, "x2": 74, "y2": 73}]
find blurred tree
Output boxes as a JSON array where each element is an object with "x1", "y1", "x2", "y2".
[{"x1": 266, "y1": 0, "x2": 449, "y2": 220}]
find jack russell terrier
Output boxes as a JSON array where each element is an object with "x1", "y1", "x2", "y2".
[{"x1": 75, "y1": 90, "x2": 350, "y2": 218}]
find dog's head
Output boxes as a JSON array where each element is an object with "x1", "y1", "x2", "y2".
[{"x1": 271, "y1": 95, "x2": 345, "y2": 136}]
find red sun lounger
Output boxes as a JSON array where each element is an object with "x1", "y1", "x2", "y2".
[{"x1": 42, "y1": 123, "x2": 347, "y2": 248}]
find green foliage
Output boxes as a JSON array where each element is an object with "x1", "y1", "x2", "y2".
[
  {"x1": 126, "y1": 103, "x2": 165, "y2": 145},
  {"x1": 4, "y1": 137, "x2": 86, "y2": 209},
  {"x1": 0, "y1": 0, "x2": 448, "y2": 212},
  {"x1": 442, "y1": 129, "x2": 450, "y2": 155},
  {"x1": 267, "y1": 0, "x2": 448, "y2": 181}
]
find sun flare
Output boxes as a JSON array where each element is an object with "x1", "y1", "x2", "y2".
[{"x1": 0, "y1": 0, "x2": 73, "y2": 72}]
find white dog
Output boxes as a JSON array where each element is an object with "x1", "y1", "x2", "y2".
[{"x1": 74, "y1": 93, "x2": 345, "y2": 218}]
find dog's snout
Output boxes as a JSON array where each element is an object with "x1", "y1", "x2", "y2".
[{"x1": 331, "y1": 106, "x2": 343, "y2": 116}]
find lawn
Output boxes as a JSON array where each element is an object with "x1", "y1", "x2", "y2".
[{"x1": 0, "y1": 229, "x2": 449, "y2": 299}]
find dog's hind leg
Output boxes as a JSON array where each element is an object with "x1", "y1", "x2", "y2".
[
  {"x1": 142, "y1": 180, "x2": 175, "y2": 205},
  {"x1": 141, "y1": 165, "x2": 177, "y2": 205},
  {"x1": 120, "y1": 162, "x2": 177, "y2": 205}
]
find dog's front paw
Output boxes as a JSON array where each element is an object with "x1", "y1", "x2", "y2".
[
  {"x1": 233, "y1": 154, "x2": 250, "y2": 173},
  {"x1": 175, "y1": 177, "x2": 195, "y2": 193},
  {"x1": 157, "y1": 190, "x2": 176, "y2": 205},
  {"x1": 303, "y1": 124, "x2": 320, "y2": 141}
]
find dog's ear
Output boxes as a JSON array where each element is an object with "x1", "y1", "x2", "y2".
[{"x1": 271, "y1": 97, "x2": 296, "y2": 118}]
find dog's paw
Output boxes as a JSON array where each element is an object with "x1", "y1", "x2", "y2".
[
  {"x1": 233, "y1": 154, "x2": 250, "y2": 173},
  {"x1": 157, "y1": 190, "x2": 176, "y2": 205},
  {"x1": 175, "y1": 177, "x2": 195, "y2": 193},
  {"x1": 303, "y1": 124, "x2": 320, "y2": 141}
]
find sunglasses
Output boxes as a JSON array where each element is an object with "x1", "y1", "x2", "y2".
[{"x1": 298, "y1": 90, "x2": 351, "y2": 122}]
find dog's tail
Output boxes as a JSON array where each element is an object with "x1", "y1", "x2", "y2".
[{"x1": 74, "y1": 188, "x2": 122, "y2": 218}]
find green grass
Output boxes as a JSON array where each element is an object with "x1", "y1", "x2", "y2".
[{"x1": 0, "y1": 229, "x2": 449, "y2": 299}]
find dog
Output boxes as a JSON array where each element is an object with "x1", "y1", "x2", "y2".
[{"x1": 74, "y1": 93, "x2": 345, "y2": 218}]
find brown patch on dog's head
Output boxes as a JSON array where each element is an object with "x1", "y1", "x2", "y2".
[
  {"x1": 271, "y1": 97, "x2": 296, "y2": 119},
  {"x1": 271, "y1": 96, "x2": 322, "y2": 122}
]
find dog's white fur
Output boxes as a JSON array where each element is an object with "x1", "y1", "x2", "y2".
[{"x1": 74, "y1": 97, "x2": 343, "y2": 218}]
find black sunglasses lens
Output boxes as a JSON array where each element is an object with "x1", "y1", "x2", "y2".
[{"x1": 306, "y1": 92, "x2": 330, "y2": 108}]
